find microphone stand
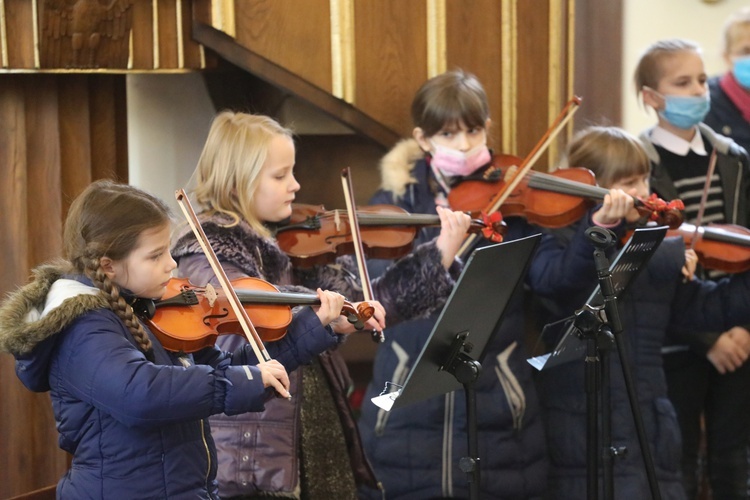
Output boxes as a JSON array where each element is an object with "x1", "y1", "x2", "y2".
[{"x1": 575, "y1": 227, "x2": 661, "y2": 500}]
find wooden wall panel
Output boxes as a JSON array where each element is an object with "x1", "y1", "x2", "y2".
[
  {"x1": 445, "y1": 0, "x2": 505, "y2": 155},
  {"x1": 516, "y1": 1, "x2": 552, "y2": 166},
  {"x1": 5, "y1": 0, "x2": 35, "y2": 68},
  {"x1": 157, "y1": 0, "x2": 179, "y2": 68},
  {"x1": 0, "y1": 79, "x2": 30, "y2": 287},
  {"x1": 353, "y1": 0, "x2": 427, "y2": 140},
  {"x1": 1, "y1": 1, "x2": 209, "y2": 70},
  {"x1": 0, "y1": 77, "x2": 69, "y2": 500},
  {"x1": 234, "y1": 0, "x2": 333, "y2": 93},
  {"x1": 181, "y1": 0, "x2": 204, "y2": 69},
  {"x1": 59, "y1": 77, "x2": 93, "y2": 199},
  {"x1": 25, "y1": 77, "x2": 63, "y2": 265},
  {"x1": 90, "y1": 76, "x2": 129, "y2": 184},
  {"x1": 0, "y1": 75, "x2": 127, "y2": 498},
  {"x1": 131, "y1": 1, "x2": 156, "y2": 69}
]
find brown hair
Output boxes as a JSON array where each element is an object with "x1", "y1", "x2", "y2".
[
  {"x1": 63, "y1": 180, "x2": 172, "y2": 360},
  {"x1": 411, "y1": 69, "x2": 490, "y2": 137},
  {"x1": 566, "y1": 126, "x2": 650, "y2": 189},
  {"x1": 633, "y1": 38, "x2": 701, "y2": 97},
  {"x1": 722, "y1": 7, "x2": 750, "y2": 56},
  {"x1": 192, "y1": 111, "x2": 294, "y2": 238}
]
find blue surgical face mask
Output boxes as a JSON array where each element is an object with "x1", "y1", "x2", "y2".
[
  {"x1": 646, "y1": 87, "x2": 711, "y2": 129},
  {"x1": 733, "y1": 55, "x2": 750, "y2": 89}
]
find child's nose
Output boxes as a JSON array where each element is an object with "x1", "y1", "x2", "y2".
[
  {"x1": 691, "y1": 80, "x2": 707, "y2": 95},
  {"x1": 455, "y1": 133, "x2": 470, "y2": 151}
]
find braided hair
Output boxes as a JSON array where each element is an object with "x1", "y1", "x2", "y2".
[{"x1": 63, "y1": 180, "x2": 172, "y2": 361}]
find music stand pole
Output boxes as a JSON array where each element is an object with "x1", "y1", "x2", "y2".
[
  {"x1": 586, "y1": 227, "x2": 662, "y2": 500},
  {"x1": 440, "y1": 332, "x2": 482, "y2": 500}
]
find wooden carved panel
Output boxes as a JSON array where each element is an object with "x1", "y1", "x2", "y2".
[{"x1": 39, "y1": 0, "x2": 135, "y2": 68}]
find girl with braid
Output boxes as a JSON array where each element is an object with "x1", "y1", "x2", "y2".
[{"x1": 0, "y1": 180, "x2": 372, "y2": 499}]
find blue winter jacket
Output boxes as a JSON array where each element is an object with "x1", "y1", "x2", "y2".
[
  {"x1": 0, "y1": 265, "x2": 339, "y2": 499},
  {"x1": 528, "y1": 216, "x2": 750, "y2": 499},
  {"x1": 358, "y1": 141, "x2": 548, "y2": 499}
]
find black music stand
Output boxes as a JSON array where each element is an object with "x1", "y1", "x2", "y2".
[
  {"x1": 372, "y1": 234, "x2": 541, "y2": 500},
  {"x1": 527, "y1": 225, "x2": 668, "y2": 500}
]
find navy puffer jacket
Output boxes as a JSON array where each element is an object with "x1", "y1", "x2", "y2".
[
  {"x1": 358, "y1": 140, "x2": 548, "y2": 499},
  {"x1": 0, "y1": 266, "x2": 338, "y2": 499}
]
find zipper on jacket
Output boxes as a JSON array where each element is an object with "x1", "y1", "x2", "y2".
[{"x1": 200, "y1": 419, "x2": 211, "y2": 487}]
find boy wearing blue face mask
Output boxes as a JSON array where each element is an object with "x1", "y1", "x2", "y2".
[
  {"x1": 636, "y1": 38, "x2": 750, "y2": 500},
  {"x1": 705, "y1": 7, "x2": 750, "y2": 156}
]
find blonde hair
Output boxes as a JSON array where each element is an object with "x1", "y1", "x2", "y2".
[
  {"x1": 566, "y1": 126, "x2": 650, "y2": 189},
  {"x1": 722, "y1": 7, "x2": 750, "y2": 56},
  {"x1": 192, "y1": 111, "x2": 294, "y2": 238},
  {"x1": 633, "y1": 38, "x2": 702, "y2": 97},
  {"x1": 411, "y1": 69, "x2": 490, "y2": 137},
  {"x1": 63, "y1": 180, "x2": 172, "y2": 360}
]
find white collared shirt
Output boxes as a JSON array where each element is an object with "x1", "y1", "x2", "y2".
[{"x1": 649, "y1": 126, "x2": 707, "y2": 156}]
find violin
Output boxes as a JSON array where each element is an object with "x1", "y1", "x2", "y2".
[
  {"x1": 274, "y1": 203, "x2": 505, "y2": 268},
  {"x1": 136, "y1": 277, "x2": 375, "y2": 354},
  {"x1": 448, "y1": 154, "x2": 686, "y2": 229},
  {"x1": 668, "y1": 223, "x2": 750, "y2": 274}
]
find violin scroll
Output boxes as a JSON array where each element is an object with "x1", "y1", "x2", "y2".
[{"x1": 635, "y1": 194, "x2": 685, "y2": 229}]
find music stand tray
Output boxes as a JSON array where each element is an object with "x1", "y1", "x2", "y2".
[{"x1": 527, "y1": 225, "x2": 667, "y2": 371}]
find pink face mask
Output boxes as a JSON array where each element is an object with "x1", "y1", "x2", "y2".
[{"x1": 430, "y1": 141, "x2": 491, "y2": 177}]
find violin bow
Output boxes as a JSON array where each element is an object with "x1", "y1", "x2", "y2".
[
  {"x1": 457, "y1": 96, "x2": 582, "y2": 258},
  {"x1": 690, "y1": 148, "x2": 718, "y2": 249},
  {"x1": 175, "y1": 189, "x2": 273, "y2": 365},
  {"x1": 341, "y1": 168, "x2": 384, "y2": 343}
]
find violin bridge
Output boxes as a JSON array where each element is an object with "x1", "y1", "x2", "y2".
[
  {"x1": 334, "y1": 210, "x2": 342, "y2": 232},
  {"x1": 205, "y1": 283, "x2": 218, "y2": 307}
]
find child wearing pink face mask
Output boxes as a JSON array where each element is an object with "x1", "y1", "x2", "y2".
[
  {"x1": 357, "y1": 69, "x2": 547, "y2": 499},
  {"x1": 636, "y1": 38, "x2": 750, "y2": 499},
  {"x1": 705, "y1": 7, "x2": 750, "y2": 157}
]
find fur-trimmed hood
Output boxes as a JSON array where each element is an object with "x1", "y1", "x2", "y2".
[
  {"x1": 379, "y1": 138, "x2": 425, "y2": 198},
  {"x1": 0, "y1": 263, "x2": 106, "y2": 357}
]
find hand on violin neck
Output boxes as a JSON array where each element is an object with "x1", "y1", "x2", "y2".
[
  {"x1": 592, "y1": 189, "x2": 638, "y2": 227},
  {"x1": 435, "y1": 206, "x2": 472, "y2": 268},
  {"x1": 313, "y1": 288, "x2": 346, "y2": 328},
  {"x1": 257, "y1": 359, "x2": 292, "y2": 399}
]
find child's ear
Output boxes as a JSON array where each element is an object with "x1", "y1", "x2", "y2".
[
  {"x1": 413, "y1": 127, "x2": 431, "y2": 152},
  {"x1": 99, "y1": 256, "x2": 117, "y2": 280},
  {"x1": 485, "y1": 118, "x2": 492, "y2": 131},
  {"x1": 641, "y1": 87, "x2": 663, "y2": 110}
]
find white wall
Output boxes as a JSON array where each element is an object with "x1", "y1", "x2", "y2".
[
  {"x1": 126, "y1": 74, "x2": 351, "y2": 213},
  {"x1": 127, "y1": 73, "x2": 216, "y2": 214},
  {"x1": 622, "y1": 0, "x2": 747, "y2": 135}
]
